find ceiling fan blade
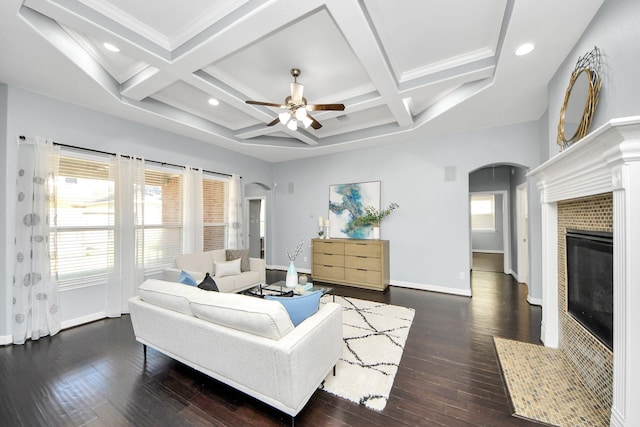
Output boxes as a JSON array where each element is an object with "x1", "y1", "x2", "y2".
[
  {"x1": 307, "y1": 112, "x2": 322, "y2": 129},
  {"x1": 246, "y1": 100, "x2": 285, "y2": 108},
  {"x1": 290, "y1": 82, "x2": 304, "y2": 102},
  {"x1": 266, "y1": 117, "x2": 280, "y2": 126},
  {"x1": 307, "y1": 103, "x2": 345, "y2": 111}
]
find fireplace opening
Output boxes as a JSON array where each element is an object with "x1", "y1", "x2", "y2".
[{"x1": 566, "y1": 229, "x2": 613, "y2": 350}]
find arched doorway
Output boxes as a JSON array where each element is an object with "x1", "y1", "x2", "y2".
[{"x1": 468, "y1": 164, "x2": 529, "y2": 283}]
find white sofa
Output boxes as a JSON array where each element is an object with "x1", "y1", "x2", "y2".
[
  {"x1": 128, "y1": 279, "x2": 343, "y2": 419},
  {"x1": 162, "y1": 249, "x2": 265, "y2": 293}
]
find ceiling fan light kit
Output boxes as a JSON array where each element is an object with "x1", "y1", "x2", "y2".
[{"x1": 246, "y1": 68, "x2": 345, "y2": 131}]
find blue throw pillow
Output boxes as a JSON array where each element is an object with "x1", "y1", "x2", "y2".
[
  {"x1": 265, "y1": 290, "x2": 322, "y2": 327},
  {"x1": 177, "y1": 270, "x2": 197, "y2": 286}
]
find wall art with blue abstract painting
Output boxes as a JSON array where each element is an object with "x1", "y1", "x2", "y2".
[{"x1": 328, "y1": 181, "x2": 380, "y2": 239}]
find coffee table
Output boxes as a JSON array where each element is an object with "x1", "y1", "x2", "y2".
[{"x1": 248, "y1": 280, "x2": 335, "y2": 302}]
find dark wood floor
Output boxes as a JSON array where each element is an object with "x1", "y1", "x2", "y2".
[{"x1": 0, "y1": 270, "x2": 542, "y2": 426}]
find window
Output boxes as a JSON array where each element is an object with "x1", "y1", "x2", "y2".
[
  {"x1": 53, "y1": 155, "x2": 114, "y2": 288},
  {"x1": 143, "y1": 167, "x2": 183, "y2": 273},
  {"x1": 203, "y1": 176, "x2": 228, "y2": 251},
  {"x1": 471, "y1": 194, "x2": 495, "y2": 231}
]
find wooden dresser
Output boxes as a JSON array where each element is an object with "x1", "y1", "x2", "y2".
[{"x1": 312, "y1": 238, "x2": 390, "y2": 291}]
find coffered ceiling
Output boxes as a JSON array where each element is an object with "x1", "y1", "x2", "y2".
[{"x1": 0, "y1": 0, "x2": 603, "y2": 162}]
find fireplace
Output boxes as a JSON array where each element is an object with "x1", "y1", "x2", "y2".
[
  {"x1": 566, "y1": 229, "x2": 613, "y2": 350},
  {"x1": 529, "y1": 116, "x2": 640, "y2": 426}
]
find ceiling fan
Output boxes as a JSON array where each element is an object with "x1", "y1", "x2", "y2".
[{"x1": 246, "y1": 68, "x2": 345, "y2": 131}]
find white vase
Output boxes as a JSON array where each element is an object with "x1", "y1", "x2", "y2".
[
  {"x1": 373, "y1": 226, "x2": 380, "y2": 239},
  {"x1": 285, "y1": 261, "x2": 298, "y2": 287}
]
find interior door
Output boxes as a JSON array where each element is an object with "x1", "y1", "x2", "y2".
[{"x1": 516, "y1": 184, "x2": 529, "y2": 284}]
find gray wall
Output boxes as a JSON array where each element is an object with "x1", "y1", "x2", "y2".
[
  {"x1": 271, "y1": 121, "x2": 541, "y2": 295},
  {"x1": 547, "y1": 0, "x2": 640, "y2": 159},
  {"x1": 0, "y1": 86, "x2": 273, "y2": 339}
]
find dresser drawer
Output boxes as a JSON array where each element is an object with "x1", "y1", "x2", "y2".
[
  {"x1": 314, "y1": 240, "x2": 345, "y2": 255},
  {"x1": 313, "y1": 264, "x2": 345, "y2": 281},
  {"x1": 314, "y1": 253, "x2": 345, "y2": 267},
  {"x1": 345, "y1": 255, "x2": 380, "y2": 271},
  {"x1": 345, "y1": 242, "x2": 381, "y2": 258},
  {"x1": 345, "y1": 268, "x2": 381, "y2": 286}
]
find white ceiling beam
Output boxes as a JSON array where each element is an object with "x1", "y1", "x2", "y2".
[{"x1": 325, "y1": 0, "x2": 413, "y2": 127}]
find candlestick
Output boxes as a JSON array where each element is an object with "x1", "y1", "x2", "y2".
[{"x1": 318, "y1": 216, "x2": 323, "y2": 227}]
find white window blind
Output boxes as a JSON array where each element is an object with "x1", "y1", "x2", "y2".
[
  {"x1": 52, "y1": 155, "x2": 114, "y2": 288},
  {"x1": 143, "y1": 167, "x2": 183, "y2": 273},
  {"x1": 203, "y1": 176, "x2": 228, "y2": 251},
  {"x1": 471, "y1": 194, "x2": 495, "y2": 231}
]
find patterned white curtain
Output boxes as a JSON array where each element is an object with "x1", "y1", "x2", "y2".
[
  {"x1": 227, "y1": 173, "x2": 244, "y2": 249},
  {"x1": 106, "y1": 155, "x2": 145, "y2": 317},
  {"x1": 182, "y1": 166, "x2": 203, "y2": 254},
  {"x1": 13, "y1": 137, "x2": 61, "y2": 344}
]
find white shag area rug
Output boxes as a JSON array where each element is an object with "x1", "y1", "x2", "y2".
[{"x1": 320, "y1": 295, "x2": 415, "y2": 411}]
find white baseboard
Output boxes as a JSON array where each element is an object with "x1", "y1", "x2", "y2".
[
  {"x1": 267, "y1": 267, "x2": 472, "y2": 298},
  {"x1": 268, "y1": 264, "x2": 312, "y2": 274},
  {"x1": 527, "y1": 295, "x2": 542, "y2": 306},
  {"x1": 391, "y1": 280, "x2": 472, "y2": 297},
  {"x1": 0, "y1": 334, "x2": 12, "y2": 346},
  {"x1": 472, "y1": 249, "x2": 504, "y2": 254},
  {"x1": 61, "y1": 311, "x2": 106, "y2": 330}
]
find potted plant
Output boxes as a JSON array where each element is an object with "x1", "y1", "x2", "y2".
[{"x1": 352, "y1": 202, "x2": 399, "y2": 239}]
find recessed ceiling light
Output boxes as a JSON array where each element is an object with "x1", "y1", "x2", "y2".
[
  {"x1": 103, "y1": 42, "x2": 120, "y2": 53},
  {"x1": 515, "y1": 43, "x2": 535, "y2": 56},
  {"x1": 208, "y1": 98, "x2": 219, "y2": 106}
]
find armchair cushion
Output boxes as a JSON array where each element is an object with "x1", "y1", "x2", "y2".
[
  {"x1": 174, "y1": 252, "x2": 213, "y2": 275},
  {"x1": 226, "y1": 249, "x2": 250, "y2": 272},
  {"x1": 215, "y1": 258, "x2": 241, "y2": 278}
]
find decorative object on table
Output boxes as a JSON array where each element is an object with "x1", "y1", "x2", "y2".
[
  {"x1": 319, "y1": 294, "x2": 415, "y2": 411},
  {"x1": 295, "y1": 283, "x2": 313, "y2": 293},
  {"x1": 557, "y1": 46, "x2": 602, "y2": 150},
  {"x1": 317, "y1": 216, "x2": 325, "y2": 238},
  {"x1": 328, "y1": 181, "x2": 380, "y2": 239},
  {"x1": 352, "y1": 202, "x2": 399, "y2": 239},
  {"x1": 285, "y1": 240, "x2": 308, "y2": 288},
  {"x1": 298, "y1": 274, "x2": 308, "y2": 286}
]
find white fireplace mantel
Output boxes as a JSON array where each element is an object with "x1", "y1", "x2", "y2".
[{"x1": 529, "y1": 116, "x2": 640, "y2": 427}]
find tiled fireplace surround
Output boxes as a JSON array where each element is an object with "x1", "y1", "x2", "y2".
[{"x1": 530, "y1": 116, "x2": 640, "y2": 427}]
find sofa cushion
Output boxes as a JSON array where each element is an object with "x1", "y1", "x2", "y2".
[
  {"x1": 213, "y1": 276, "x2": 236, "y2": 293},
  {"x1": 189, "y1": 292, "x2": 294, "y2": 340},
  {"x1": 138, "y1": 279, "x2": 204, "y2": 316},
  {"x1": 215, "y1": 258, "x2": 241, "y2": 278},
  {"x1": 210, "y1": 249, "x2": 227, "y2": 273},
  {"x1": 226, "y1": 249, "x2": 250, "y2": 272},
  {"x1": 234, "y1": 271, "x2": 261, "y2": 291},
  {"x1": 178, "y1": 270, "x2": 198, "y2": 286},
  {"x1": 198, "y1": 273, "x2": 219, "y2": 292},
  {"x1": 265, "y1": 290, "x2": 323, "y2": 327},
  {"x1": 174, "y1": 252, "x2": 213, "y2": 275}
]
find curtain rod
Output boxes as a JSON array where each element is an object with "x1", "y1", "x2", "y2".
[{"x1": 18, "y1": 136, "x2": 236, "y2": 178}]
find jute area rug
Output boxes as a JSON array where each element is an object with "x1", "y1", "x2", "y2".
[
  {"x1": 493, "y1": 337, "x2": 610, "y2": 426},
  {"x1": 320, "y1": 295, "x2": 415, "y2": 411}
]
